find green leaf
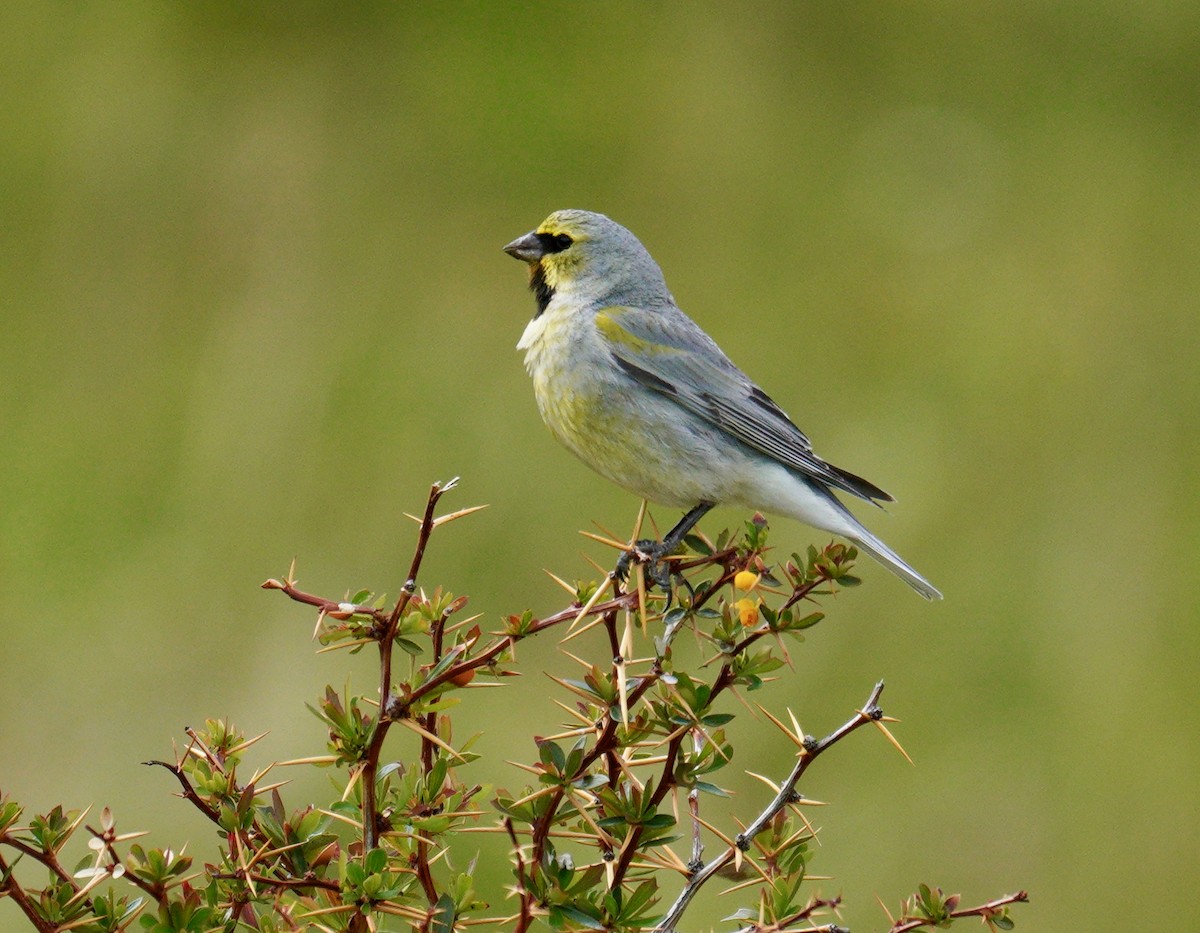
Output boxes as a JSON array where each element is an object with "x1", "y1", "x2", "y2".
[
  {"x1": 555, "y1": 905, "x2": 607, "y2": 930},
  {"x1": 363, "y1": 848, "x2": 388, "y2": 874},
  {"x1": 538, "y1": 739, "x2": 566, "y2": 774},
  {"x1": 431, "y1": 893, "x2": 457, "y2": 933},
  {"x1": 791, "y1": 611, "x2": 824, "y2": 630},
  {"x1": 622, "y1": 879, "x2": 657, "y2": 914}
]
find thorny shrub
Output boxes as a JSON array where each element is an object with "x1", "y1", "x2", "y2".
[{"x1": 0, "y1": 479, "x2": 1025, "y2": 933}]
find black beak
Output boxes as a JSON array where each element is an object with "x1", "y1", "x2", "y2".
[{"x1": 503, "y1": 231, "x2": 545, "y2": 263}]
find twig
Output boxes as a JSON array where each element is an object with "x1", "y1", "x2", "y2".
[
  {"x1": 210, "y1": 871, "x2": 342, "y2": 893},
  {"x1": 742, "y1": 894, "x2": 844, "y2": 933},
  {"x1": 85, "y1": 823, "x2": 164, "y2": 905},
  {"x1": 654, "y1": 682, "x2": 888, "y2": 933},
  {"x1": 0, "y1": 837, "x2": 74, "y2": 886},
  {"x1": 396, "y1": 593, "x2": 640, "y2": 715},
  {"x1": 0, "y1": 853, "x2": 58, "y2": 933},
  {"x1": 888, "y1": 891, "x2": 1029, "y2": 932},
  {"x1": 143, "y1": 759, "x2": 222, "y2": 824},
  {"x1": 687, "y1": 729, "x2": 705, "y2": 871},
  {"x1": 363, "y1": 479, "x2": 451, "y2": 860},
  {"x1": 504, "y1": 818, "x2": 534, "y2": 933}
]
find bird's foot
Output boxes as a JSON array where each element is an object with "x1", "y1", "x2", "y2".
[
  {"x1": 613, "y1": 503, "x2": 714, "y2": 606},
  {"x1": 615, "y1": 538, "x2": 676, "y2": 594}
]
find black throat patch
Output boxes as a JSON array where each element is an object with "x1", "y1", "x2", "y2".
[{"x1": 529, "y1": 262, "x2": 555, "y2": 317}]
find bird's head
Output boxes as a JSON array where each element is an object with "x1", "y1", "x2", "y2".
[{"x1": 504, "y1": 210, "x2": 669, "y2": 316}]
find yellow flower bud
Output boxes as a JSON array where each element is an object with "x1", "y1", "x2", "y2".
[{"x1": 734, "y1": 570, "x2": 759, "y2": 592}]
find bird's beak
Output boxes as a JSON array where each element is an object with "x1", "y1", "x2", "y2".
[{"x1": 503, "y1": 231, "x2": 545, "y2": 263}]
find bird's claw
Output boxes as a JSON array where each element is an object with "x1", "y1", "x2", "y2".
[{"x1": 615, "y1": 539, "x2": 676, "y2": 594}]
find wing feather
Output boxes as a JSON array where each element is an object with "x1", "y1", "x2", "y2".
[{"x1": 597, "y1": 306, "x2": 893, "y2": 503}]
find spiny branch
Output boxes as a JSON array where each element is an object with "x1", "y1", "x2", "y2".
[
  {"x1": 0, "y1": 853, "x2": 58, "y2": 933},
  {"x1": 887, "y1": 890, "x2": 1029, "y2": 932},
  {"x1": 364, "y1": 479, "x2": 452, "y2": 876},
  {"x1": 654, "y1": 681, "x2": 888, "y2": 933}
]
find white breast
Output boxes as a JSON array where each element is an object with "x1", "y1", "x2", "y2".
[{"x1": 516, "y1": 313, "x2": 548, "y2": 352}]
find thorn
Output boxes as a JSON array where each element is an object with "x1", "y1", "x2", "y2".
[
  {"x1": 631, "y1": 499, "x2": 649, "y2": 542},
  {"x1": 543, "y1": 569, "x2": 576, "y2": 596},
  {"x1": 431, "y1": 504, "x2": 489, "y2": 528},
  {"x1": 396, "y1": 718, "x2": 466, "y2": 761},
  {"x1": 744, "y1": 771, "x2": 782, "y2": 794},
  {"x1": 565, "y1": 574, "x2": 613, "y2": 634},
  {"x1": 872, "y1": 719, "x2": 914, "y2": 765},
  {"x1": 581, "y1": 553, "x2": 607, "y2": 574},
  {"x1": 579, "y1": 530, "x2": 629, "y2": 550},
  {"x1": 590, "y1": 518, "x2": 624, "y2": 543},
  {"x1": 755, "y1": 704, "x2": 807, "y2": 751},
  {"x1": 558, "y1": 611, "x2": 609, "y2": 645},
  {"x1": 875, "y1": 892, "x2": 897, "y2": 925},
  {"x1": 557, "y1": 649, "x2": 593, "y2": 670},
  {"x1": 786, "y1": 707, "x2": 804, "y2": 742}
]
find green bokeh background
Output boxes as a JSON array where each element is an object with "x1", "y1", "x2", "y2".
[{"x1": 3, "y1": 4, "x2": 1197, "y2": 930}]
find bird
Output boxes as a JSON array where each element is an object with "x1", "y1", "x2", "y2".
[{"x1": 503, "y1": 209, "x2": 941, "y2": 600}]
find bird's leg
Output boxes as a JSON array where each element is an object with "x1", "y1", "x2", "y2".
[{"x1": 615, "y1": 502, "x2": 714, "y2": 592}]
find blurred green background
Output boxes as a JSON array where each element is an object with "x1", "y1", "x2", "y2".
[{"x1": 3, "y1": 3, "x2": 1197, "y2": 930}]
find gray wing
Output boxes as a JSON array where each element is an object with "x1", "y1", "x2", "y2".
[{"x1": 596, "y1": 305, "x2": 893, "y2": 503}]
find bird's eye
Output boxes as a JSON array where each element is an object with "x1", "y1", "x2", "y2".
[{"x1": 535, "y1": 231, "x2": 574, "y2": 255}]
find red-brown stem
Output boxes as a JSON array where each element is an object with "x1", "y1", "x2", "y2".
[
  {"x1": 529, "y1": 636, "x2": 660, "y2": 858},
  {"x1": 608, "y1": 730, "x2": 685, "y2": 890},
  {"x1": 86, "y1": 825, "x2": 165, "y2": 906},
  {"x1": 888, "y1": 891, "x2": 1029, "y2": 932},
  {"x1": 519, "y1": 645, "x2": 663, "y2": 921},
  {"x1": 0, "y1": 837, "x2": 74, "y2": 886},
  {"x1": 265, "y1": 580, "x2": 389, "y2": 625},
  {"x1": 412, "y1": 602, "x2": 451, "y2": 907},
  {"x1": 143, "y1": 759, "x2": 223, "y2": 824},
  {"x1": 363, "y1": 482, "x2": 448, "y2": 859},
  {"x1": 399, "y1": 593, "x2": 639, "y2": 713},
  {"x1": 604, "y1": 610, "x2": 621, "y2": 658},
  {"x1": 504, "y1": 818, "x2": 534, "y2": 933},
  {"x1": 777, "y1": 895, "x2": 843, "y2": 928},
  {"x1": 0, "y1": 853, "x2": 57, "y2": 933},
  {"x1": 209, "y1": 871, "x2": 341, "y2": 893},
  {"x1": 779, "y1": 573, "x2": 831, "y2": 613}
]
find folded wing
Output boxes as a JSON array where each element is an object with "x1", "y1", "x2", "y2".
[{"x1": 596, "y1": 305, "x2": 893, "y2": 504}]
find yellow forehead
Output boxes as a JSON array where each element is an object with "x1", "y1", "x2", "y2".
[{"x1": 538, "y1": 212, "x2": 591, "y2": 241}]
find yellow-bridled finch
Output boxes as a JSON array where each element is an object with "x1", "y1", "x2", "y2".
[{"x1": 504, "y1": 210, "x2": 941, "y2": 600}]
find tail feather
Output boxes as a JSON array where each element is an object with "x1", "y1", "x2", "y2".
[
  {"x1": 846, "y1": 529, "x2": 943, "y2": 600},
  {"x1": 808, "y1": 480, "x2": 942, "y2": 600},
  {"x1": 757, "y1": 466, "x2": 942, "y2": 600}
]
